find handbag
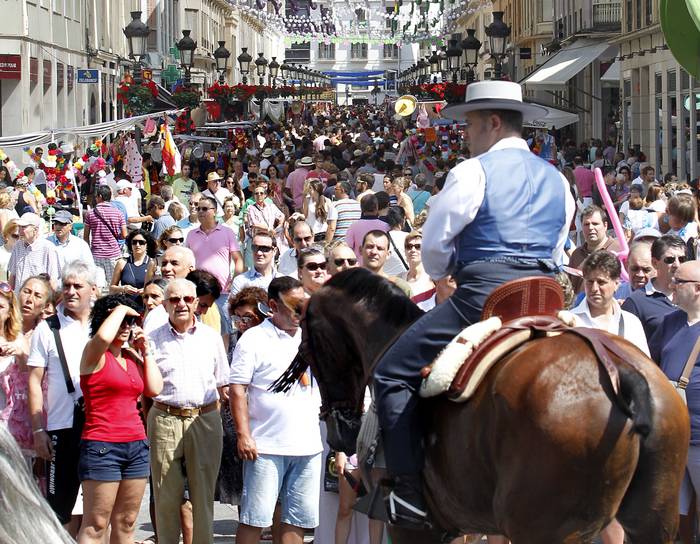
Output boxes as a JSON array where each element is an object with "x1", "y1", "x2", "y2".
[
  {"x1": 323, "y1": 451, "x2": 339, "y2": 493},
  {"x1": 670, "y1": 334, "x2": 700, "y2": 405},
  {"x1": 46, "y1": 315, "x2": 85, "y2": 432}
]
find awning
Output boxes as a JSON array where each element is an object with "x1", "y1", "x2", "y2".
[
  {"x1": 601, "y1": 59, "x2": 620, "y2": 84},
  {"x1": 524, "y1": 103, "x2": 579, "y2": 129},
  {"x1": 521, "y1": 38, "x2": 616, "y2": 89}
]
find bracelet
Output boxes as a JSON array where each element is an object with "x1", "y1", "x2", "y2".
[{"x1": 32, "y1": 428, "x2": 45, "y2": 434}]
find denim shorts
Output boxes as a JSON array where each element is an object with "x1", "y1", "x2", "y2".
[
  {"x1": 78, "y1": 439, "x2": 150, "y2": 481},
  {"x1": 240, "y1": 453, "x2": 322, "y2": 528}
]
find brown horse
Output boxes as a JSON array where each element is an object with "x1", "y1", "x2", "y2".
[{"x1": 272, "y1": 268, "x2": 690, "y2": 543}]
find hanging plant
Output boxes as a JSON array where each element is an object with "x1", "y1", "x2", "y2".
[
  {"x1": 172, "y1": 86, "x2": 201, "y2": 110},
  {"x1": 117, "y1": 79, "x2": 159, "y2": 116}
]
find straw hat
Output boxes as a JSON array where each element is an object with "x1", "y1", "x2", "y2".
[{"x1": 441, "y1": 81, "x2": 546, "y2": 122}]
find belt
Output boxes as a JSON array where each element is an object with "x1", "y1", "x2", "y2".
[{"x1": 153, "y1": 400, "x2": 219, "y2": 417}]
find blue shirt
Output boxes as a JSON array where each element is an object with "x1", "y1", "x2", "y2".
[
  {"x1": 621, "y1": 280, "x2": 676, "y2": 341},
  {"x1": 407, "y1": 189, "x2": 431, "y2": 215}
]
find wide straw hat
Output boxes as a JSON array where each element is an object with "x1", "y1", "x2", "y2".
[{"x1": 441, "y1": 80, "x2": 546, "y2": 122}]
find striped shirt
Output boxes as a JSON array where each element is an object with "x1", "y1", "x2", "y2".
[
  {"x1": 8, "y1": 237, "x2": 61, "y2": 289},
  {"x1": 149, "y1": 320, "x2": 229, "y2": 408},
  {"x1": 332, "y1": 198, "x2": 361, "y2": 240},
  {"x1": 84, "y1": 203, "x2": 125, "y2": 258}
]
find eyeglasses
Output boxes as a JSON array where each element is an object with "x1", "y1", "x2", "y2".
[
  {"x1": 663, "y1": 255, "x2": 689, "y2": 265},
  {"x1": 167, "y1": 237, "x2": 184, "y2": 244},
  {"x1": 334, "y1": 258, "x2": 357, "y2": 266},
  {"x1": 197, "y1": 207, "x2": 214, "y2": 213},
  {"x1": 232, "y1": 315, "x2": 256, "y2": 325},
  {"x1": 253, "y1": 244, "x2": 274, "y2": 253},
  {"x1": 294, "y1": 236, "x2": 314, "y2": 244},
  {"x1": 304, "y1": 261, "x2": 327, "y2": 271},
  {"x1": 167, "y1": 295, "x2": 196, "y2": 305},
  {"x1": 254, "y1": 191, "x2": 267, "y2": 196},
  {"x1": 672, "y1": 277, "x2": 699, "y2": 285},
  {"x1": 405, "y1": 243, "x2": 422, "y2": 251},
  {"x1": 131, "y1": 239, "x2": 147, "y2": 246}
]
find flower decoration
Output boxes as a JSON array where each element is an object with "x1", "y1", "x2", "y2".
[
  {"x1": 174, "y1": 111, "x2": 196, "y2": 134},
  {"x1": 117, "y1": 78, "x2": 159, "y2": 116},
  {"x1": 172, "y1": 86, "x2": 202, "y2": 110}
]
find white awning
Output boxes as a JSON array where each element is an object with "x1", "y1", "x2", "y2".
[
  {"x1": 524, "y1": 104, "x2": 579, "y2": 130},
  {"x1": 521, "y1": 39, "x2": 616, "y2": 89},
  {"x1": 601, "y1": 59, "x2": 620, "y2": 84}
]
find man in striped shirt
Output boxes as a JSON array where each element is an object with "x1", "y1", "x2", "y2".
[
  {"x1": 83, "y1": 185, "x2": 127, "y2": 285},
  {"x1": 9, "y1": 212, "x2": 61, "y2": 289},
  {"x1": 332, "y1": 181, "x2": 361, "y2": 241}
]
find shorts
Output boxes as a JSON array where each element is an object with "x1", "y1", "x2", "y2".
[
  {"x1": 79, "y1": 439, "x2": 150, "y2": 481},
  {"x1": 239, "y1": 453, "x2": 322, "y2": 529}
]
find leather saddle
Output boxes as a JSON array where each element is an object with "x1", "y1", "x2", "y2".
[{"x1": 447, "y1": 276, "x2": 566, "y2": 400}]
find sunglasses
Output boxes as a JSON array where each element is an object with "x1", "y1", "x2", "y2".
[
  {"x1": 167, "y1": 295, "x2": 196, "y2": 305},
  {"x1": 334, "y1": 258, "x2": 357, "y2": 266},
  {"x1": 406, "y1": 243, "x2": 422, "y2": 251},
  {"x1": 121, "y1": 315, "x2": 139, "y2": 328},
  {"x1": 253, "y1": 244, "x2": 274, "y2": 253},
  {"x1": 131, "y1": 239, "x2": 147, "y2": 246},
  {"x1": 197, "y1": 207, "x2": 214, "y2": 212},
  {"x1": 167, "y1": 237, "x2": 184, "y2": 244},
  {"x1": 663, "y1": 255, "x2": 688, "y2": 264},
  {"x1": 232, "y1": 314, "x2": 257, "y2": 325},
  {"x1": 304, "y1": 261, "x2": 327, "y2": 271}
]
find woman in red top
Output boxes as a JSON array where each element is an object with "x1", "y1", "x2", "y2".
[{"x1": 77, "y1": 294, "x2": 162, "y2": 544}]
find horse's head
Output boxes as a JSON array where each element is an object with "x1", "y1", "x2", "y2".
[{"x1": 271, "y1": 268, "x2": 423, "y2": 455}]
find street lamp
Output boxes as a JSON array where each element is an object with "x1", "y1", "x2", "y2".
[
  {"x1": 255, "y1": 53, "x2": 268, "y2": 85},
  {"x1": 439, "y1": 45, "x2": 449, "y2": 76},
  {"x1": 429, "y1": 49, "x2": 440, "y2": 83},
  {"x1": 461, "y1": 29, "x2": 482, "y2": 83},
  {"x1": 417, "y1": 58, "x2": 427, "y2": 84},
  {"x1": 485, "y1": 11, "x2": 511, "y2": 79},
  {"x1": 213, "y1": 41, "x2": 230, "y2": 84},
  {"x1": 123, "y1": 11, "x2": 149, "y2": 83},
  {"x1": 176, "y1": 30, "x2": 196, "y2": 86},
  {"x1": 280, "y1": 60, "x2": 290, "y2": 85},
  {"x1": 268, "y1": 57, "x2": 279, "y2": 87},
  {"x1": 237, "y1": 47, "x2": 252, "y2": 84},
  {"x1": 447, "y1": 38, "x2": 462, "y2": 83}
]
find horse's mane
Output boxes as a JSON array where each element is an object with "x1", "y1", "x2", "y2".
[{"x1": 270, "y1": 268, "x2": 423, "y2": 393}]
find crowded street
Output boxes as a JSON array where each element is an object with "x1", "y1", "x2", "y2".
[{"x1": 1, "y1": 1, "x2": 700, "y2": 544}]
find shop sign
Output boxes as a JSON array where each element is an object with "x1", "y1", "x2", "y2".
[
  {"x1": 0, "y1": 55, "x2": 21, "y2": 80},
  {"x1": 77, "y1": 69, "x2": 100, "y2": 83}
]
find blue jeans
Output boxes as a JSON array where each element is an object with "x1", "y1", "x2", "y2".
[{"x1": 240, "y1": 453, "x2": 322, "y2": 528}]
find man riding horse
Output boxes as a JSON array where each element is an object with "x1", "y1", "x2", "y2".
[{"x1": 375, "y1": 81, "x2": 576, "y2": 528}]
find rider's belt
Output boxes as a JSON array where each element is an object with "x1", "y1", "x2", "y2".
[{"x1": 153, "y1": 400, "x2": 219, "y2": 417}]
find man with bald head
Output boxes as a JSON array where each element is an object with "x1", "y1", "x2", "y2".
[
  {"x1": 148, "y1": 278, "x2": 228, "y2": 544},
  {"x1": 279, "y1": 220, "x2": 314, "y2": 277}
]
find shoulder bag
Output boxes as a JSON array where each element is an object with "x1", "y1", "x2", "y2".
[
  {"x1": 388, "y1": 233, "x2": 409, "y2": 271},
  {"x1": 670, "y1": 333, "x2": 700, "y2": 405},
  {"x1": 92, "y1": 206, "x2": 122, "y2": 242}
]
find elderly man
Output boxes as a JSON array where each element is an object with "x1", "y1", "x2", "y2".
[
  {"x1": 9, "y1": 212, "x2": 61, "y2": 290},
  {"x1": 614, "y1": 241, "x2": 655, "y2": 299},
  {"x1": 373, "y1": 81, "x2": 575, "y2": 527},
  {"x1": 148, "y1": 278, "x2": 228, "y2": 544},
  {"x1": 568, "y1": 205, "x2": 622, "y2": 293},
  {"x1": 84, "y1": 185, "x2": 127, "y2": 285},
  {"x1": 622, "y1": 234, "x2": 686, "y2": 341},
  {"x1": 27, "y1": 261, "x2": 98, "y2": 534},
  {"x1": 278, "y1": 221, "x2": 314, "y2": 277},
  {"x1": 48, "y1": 210, "x2": 95, "y2": 271},
  {"x1": 201, "y1": 172, "x2": 232, "y2": 218},
  {"x1": 326, "y1": 241, "x2": 359, "y2": 275},
  {"x1": 231, "y1": 231, "x2": 280, "y2": 295},
  {"x1": 230, "y1": 277, "x2": 322, "y2": 544}
]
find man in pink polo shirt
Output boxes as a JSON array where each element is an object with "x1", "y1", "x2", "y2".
[
  {"x1": 186, "y1": 195, "x2": 244, "y2": 339},
  {"x1": 285, "y1": 156, "x2": 314, "y2": 211}
]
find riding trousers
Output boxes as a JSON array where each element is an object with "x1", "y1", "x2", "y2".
[{"x1": 373, "y1": 258, "x2": 556, "y2": 476}]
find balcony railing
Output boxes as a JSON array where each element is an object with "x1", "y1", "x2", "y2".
[{"x1": 592, "y1": 2, "x2": 621, "y2": 28}]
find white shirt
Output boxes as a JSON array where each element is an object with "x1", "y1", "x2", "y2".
[
  {"x1": 278, "y1": 248, "x2": 299, "y2": 277},
  {"x1": 570, "y1": 298, "x2": 650, "y2": 356},
  {"x1": 229, "y1": 319, "x2": 322, "y2": 456},
  {"x1": 144, "y1": 304, "x2": 168, "y2": 335},
  {"x1": 203, "y1": 187, "x2": 233, "y2": 217},
  {"x1": 48, "y1": 234, "x2": 95, "y2": 270},
  {"x1": 27, "y1": 305, "x2": 90, "y2": 430},
  {"x1": 115, "y1": 194, "x2": 141, "y2": 229},
  {"x1": 422, "y1": 137, "x2": 575, "y2": 279},
  {"x1": 150, "y1": 320, "x2": 228, "y2": 407}
]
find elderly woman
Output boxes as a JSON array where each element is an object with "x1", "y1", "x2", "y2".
[
  {"x1": 77, "y1": 294, "x2": 162, "y2": 544},
  {"x1": 297, "y1": 247, "x2": 329, "y2": 295}
]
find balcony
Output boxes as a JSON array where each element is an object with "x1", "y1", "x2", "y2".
[{"x1": 592, "y1": 1, "x2": 621, "y2": 30}]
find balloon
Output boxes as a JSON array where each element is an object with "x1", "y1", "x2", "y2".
[{"x1": 593, "y1": 167, "x2": 629, "y2": 282}]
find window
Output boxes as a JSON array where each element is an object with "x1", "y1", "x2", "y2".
[
  {"x1": 351, "y1": 43, "x2": 368, "y2": 59},
  {"x1": 318, "y1": 43, "x2": 335, "y2": 60},
  {"x1": 383, "y1": 44, "x2": 399, "y2": 59},
  {"x1": 385, "y1": 7, "x2": 394, "y2": 30},
  {"x1": 635, "y1": 0, "x2": 641, "y2": 29},
  {"x1": 626, "y1": 0, "x2": 633, "y2": 32},
  {"x1": 667, "y1": 70, "x2": 676, "y2": 93},
  {"x1": 539, "y1": 0, "x2": 553, "y2": 23},
  {"x1": 645, "y1": 0, "x2": 653, "y2": 25},
  {"x1": 352, "y1": 83, "x2": 368, "y2": 90}
]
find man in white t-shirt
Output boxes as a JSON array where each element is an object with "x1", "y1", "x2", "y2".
[
  {"x1": 27, "y1": 261, "x2": 98, "y2": 535},
  {"x1": 230, "y1": 277, "x2": 321, "y2": 544}
]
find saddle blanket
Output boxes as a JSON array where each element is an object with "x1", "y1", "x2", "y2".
[{"x1": 420, "y1": 311, "x2": 579, "y2": 402}]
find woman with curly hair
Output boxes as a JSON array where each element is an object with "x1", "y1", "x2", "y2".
[
  {"x1": 110, "y1": 229, "x2": 157, "y2": 302},
  {"x1": 77, "y1": 294, "x2": 162, "y2": 544}
]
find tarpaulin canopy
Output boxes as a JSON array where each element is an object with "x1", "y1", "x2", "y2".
[{"x1": 322, "y1": 70, "x2": 385, "y2": 77}]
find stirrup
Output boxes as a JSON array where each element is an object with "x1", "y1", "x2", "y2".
[{"x1": 387, "y1": 490, "x2": 432, "y2": 529}]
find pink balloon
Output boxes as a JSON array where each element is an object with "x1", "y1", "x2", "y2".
[{"x1": 593, "y1": 167, "x2": 629, "y2": 282}]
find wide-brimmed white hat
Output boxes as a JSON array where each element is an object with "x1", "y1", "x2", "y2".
[{"x1": 441, "y1": 81, "x2": 546, "y2": 122}]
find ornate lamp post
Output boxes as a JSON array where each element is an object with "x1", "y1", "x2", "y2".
[
  {"x1": 280, "y1": 61, "x2": 290, "y2": 86},
  {"x1": 213, "y1": 41, "x2": 230, "y2": 84},
  {"x1": 237, "y1": 47, "x2": 252, "y2": 84},
  {"x1": 123, "y1": 11, "x2": 150, "y2": 84},
  {"x1": 461, "y1": 29, "x2": 482, "y2": 83},
  {"x1": 255, "y1": 53, "x2": 268, "y2": 86},
  {"x1": 416, "y1": 59, "x2": 427, "y2": 84},
  {"x1": 268, "y1": 57, "x2": 280, "y2": 87},
  {"x1": 176, "y1": 30, "x2": 196, "y2": 86},
  {"x1": 439, "y1": 45, "x2": 449, "y2": 79},
  {"x1": 485, "y1": 11, "x2": 511, "y2": 80},
  {"x1": 447, "y1": 37, "x2": 463, "y2": 83},
  {"x1": 429, "y1": 49, "x2": 440, "y2": 83}
]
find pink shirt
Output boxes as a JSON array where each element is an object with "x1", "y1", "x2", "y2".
[
  {"x1": 186, "y1": 225, "x2": 240, "y2": 293},
  {"x1": 344, "y1": 218, "x2": 390, "y2": 262},
  {"x1": 573, "y1": 166, "x2": 595, "y2": 198},
  {"x1": 285, "y1": 167, "x2": 310, "y2": 210}
]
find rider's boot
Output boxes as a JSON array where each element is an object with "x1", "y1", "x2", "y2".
[{"x1": 386, "y1": 474, "x2": 432, "y2": 529}]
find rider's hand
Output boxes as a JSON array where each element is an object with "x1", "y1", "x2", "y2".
[
  {"x1": 237, "y1": 433, "x2": 258, "y2": 461},
  {"x1": 34, "y1": 430, "x2": 53, "y2": 460}
]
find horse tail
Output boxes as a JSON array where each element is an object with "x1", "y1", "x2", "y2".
[{"x1": 616, "y1": 362, "x2": 653, "y2": 438}]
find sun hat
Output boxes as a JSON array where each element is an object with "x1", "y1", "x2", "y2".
[
  {"x1": 441, "y1": 80, "x2": 547, "y2": 122},
  {"x1": 261, "y1": 148, "x2": 273, "y2": 158},
  {"x1": 16, "y1": 212, "x2": 42, "y2": 228},
  {"x1": 207, "y1": 171, "x2": 222, "y2": 183},
  {"x1": 633, "y1": 227, "x2": 662, "y2": 241},
  {"x1": 299, "y1": 156, "x2": 315, "y2": 167},
  {"x1": 53, "y1": 210, "x2": 74, "y2": 224},
  {"x1": 116, "y1": 179, "x2": 134, "y2": 191}
]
